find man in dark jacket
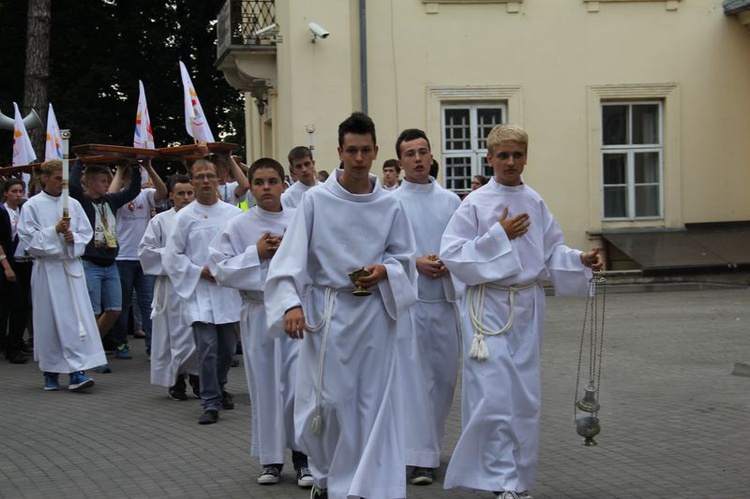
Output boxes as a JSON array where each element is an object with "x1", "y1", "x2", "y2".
[
  {"x1": 0, "y1": 177, "x2": 32, "y2": 364},
  {"x1": 70, "y1": 160, "x2": 140, "y2": 370}
]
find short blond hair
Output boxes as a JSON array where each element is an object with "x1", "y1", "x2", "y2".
[
  {"x1": 486, "y1": 124, "x2": 528, "y2": 153},
  {"x1": 189, "y1": 159, "x2": 217, "y2": 178},
  {"x1": 40, "y1": 159, "x2": 62, "y2": 176}
]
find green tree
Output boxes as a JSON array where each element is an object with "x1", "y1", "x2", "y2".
[{"x1": 0, "y1": 0, "x2": 244, "y2": 175}]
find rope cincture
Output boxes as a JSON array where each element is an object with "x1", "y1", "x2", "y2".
[
  {"x1": 63, "y1": 258, "x2": 87, "y2": 340},
  {"x1": 152, "y1": 278, "x2": 168, "y2": 316},
  {"x1": 304, "y1": 287, "x2": 337, "y2": 435},
  {"x1": 467, "y1": 281, "x2": 538, "y2": 362}
]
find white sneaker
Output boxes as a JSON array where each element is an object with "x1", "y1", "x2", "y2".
[
  {"x1": 496, "y1": 492, "x2": 521, "y2": 499},
  {"x1": 257, "y1": 466, "x2": 280, "y2": 485},
  {"x1": 409, "y1": 467, "x2": 434, "y2": 485},
  {"x1": 297, "y1": 466, "x2": 314, "y2": 487}
]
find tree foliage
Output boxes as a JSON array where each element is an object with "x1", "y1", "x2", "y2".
[{"x1": 0, "y1": 0, "x2": 245, "y2": 174}]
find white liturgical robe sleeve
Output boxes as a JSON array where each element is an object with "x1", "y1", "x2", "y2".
[
  {"x1": 138, "y1": 209, "x2": 175, "y2": 276},
  {"x1": 440, "y1": 203, "x2": 523, "y2": 286}
]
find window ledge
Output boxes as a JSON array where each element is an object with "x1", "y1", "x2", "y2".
[
  {"x1": 421, "y1": 0, "x2": 522, "y2": 2},
  {"x1": 583, "y1": 0, "x2": 681, "y2": 12},
  {"x1": 422, "y1": 0, "x2": 523, "y2": 14}
]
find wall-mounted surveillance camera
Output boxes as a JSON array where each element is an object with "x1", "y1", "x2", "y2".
[
  {"x1": 308, "y1": 22, "x2": 330, "y2": 42},
  {"x1": 254, "y1": 23, "x2": 279, "y2": 38}
]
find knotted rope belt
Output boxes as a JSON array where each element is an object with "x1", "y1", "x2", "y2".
[
  {"x1": 63, "y1": 259, "x2": 88, "y2": 340},
  {"x1": 467, "y1": 281, "x2": 539, "y2": 362},
  {"x1": 304, "y1": 286, "x2": 338, "y2": 435}
]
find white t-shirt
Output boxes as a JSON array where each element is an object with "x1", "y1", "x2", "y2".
[
  {"x1": 116, "y1": 188, "x2": 157, "y2": 260},
  {"x1": 217, "y1": 181, "x2": 239, "y2": 205},
  {"x1": 4, "y1": 204, "x2": 26, "y2": 258}
]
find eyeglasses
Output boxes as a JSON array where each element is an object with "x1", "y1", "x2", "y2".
[{"x1": 192, "y1": 173, "x2": 218, "y2": 181}]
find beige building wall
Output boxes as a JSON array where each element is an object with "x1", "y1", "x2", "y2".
[{"x1": 235, "y1": 0, "x2": 750, "y2": 251}]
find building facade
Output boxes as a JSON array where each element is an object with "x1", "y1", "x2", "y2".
[{"x1": 217, "y1": 0, "x2": 750, "y2": 267}]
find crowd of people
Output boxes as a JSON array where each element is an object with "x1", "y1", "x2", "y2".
[{"x1": 0, "y1": 114, "x2": 602, "y2": 499}]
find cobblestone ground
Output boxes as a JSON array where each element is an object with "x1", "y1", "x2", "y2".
[{"x1": 1, "y1": 288, "x2": 748, "y2": 498}]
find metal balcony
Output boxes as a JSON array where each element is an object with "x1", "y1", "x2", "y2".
[{"x1": 216, "y1": 0, "x2": 278, "y2": 106}]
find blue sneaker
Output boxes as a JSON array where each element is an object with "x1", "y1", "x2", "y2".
[
  {"x1": 115, "y1": 344, "x2": 132, "y2": 359},
  {"x1": 43, "y1": 373, "x2": 60, "y2": 391},
  {"x1": 68, "y1": 371, "x2": 95, "y2": 391}
]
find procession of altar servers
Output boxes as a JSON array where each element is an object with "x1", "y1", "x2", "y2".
[{"x1": 5, "y1": 151, "x2": 595, "y2": 499}]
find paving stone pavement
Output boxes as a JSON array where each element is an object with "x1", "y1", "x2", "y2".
[{"x1": 1, "y1": 287, "x2": 749, "y2": 498}]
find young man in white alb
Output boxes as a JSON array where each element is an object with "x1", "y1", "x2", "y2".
[
  {"x1": 209, "y1": 158, "x2": 313, "y2": 488},
  {"x1": 440, "y1": 124, "x2": 602, "y2": 499},
  {"x1": 18, "y1": 160, "x2": 105, "y2": 391},
  {"x1": 265, "y1": 112, "x2": 417, "y2": 499},
  {"x1": 163, "y1": 159, "x2": 242, "y2": 425},
  {"x1": 391, "y1": 128, "x2": 463, "y2": 486},
  {"x1": 138, "y1": 174, "x2": 199, "y2": 400},
  {"x1": 281, "y1": 146, "x2": 317, "y2": 210},
  {"x1": 381, "y1": 159, "x2": 401, "y2": 191}
]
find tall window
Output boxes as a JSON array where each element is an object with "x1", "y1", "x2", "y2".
[
  {"x1": 442, "y1": 103, "x2": 505, "y2": 193},
  {"x1": 601, "y1": 101, "x2": 663, "y2": 219}
]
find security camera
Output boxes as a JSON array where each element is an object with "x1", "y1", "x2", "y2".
[
  {"x1": 254, "y1": 23, "x2": 279, "y2": 38},
  {"x1": 308, "y1": 22, "x2": 330, "y2": 42}
]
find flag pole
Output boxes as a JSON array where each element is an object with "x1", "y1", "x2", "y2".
[{"x1": 61, "y1": 129, "x2": 71, "y2": 220}]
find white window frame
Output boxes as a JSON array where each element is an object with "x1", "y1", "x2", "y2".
[
  {"x1": 601, "y1": 100, "x2": 664, "y2": 221},
  {"x1": 586, "y1": 83, "x2": 681, "y2": 232},
  {"x1": 441, "y1": 103, "x2": 506, "y2": 194}
]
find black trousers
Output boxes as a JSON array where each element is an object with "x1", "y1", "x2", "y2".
[{"x1": 3, "y1": 260, "x2": 32, "y2": 354}]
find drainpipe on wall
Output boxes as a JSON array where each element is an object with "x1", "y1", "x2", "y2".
[{"x1": 359, "y1": 0, "x2": 368, "y2": 114}]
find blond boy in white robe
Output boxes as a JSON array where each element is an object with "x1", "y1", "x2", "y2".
[
  {"x1": 440, "y1": 124, "x2": 603, "y2": 499},
  {"x1": 18, "y1": 160, "x2": 105, "y2": 391}
]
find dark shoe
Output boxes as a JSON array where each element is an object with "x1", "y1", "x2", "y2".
[
  {"x1": 168, "y1": 375, "x2": 188, "y2": 401},
  {"x1": 297, "y1": 466, "x2": 314, "y2": 488},
  {"x1": 44, "y1": 372, "x2": 61, "y2": 391},
  {"x1": 198, "y1": 410, "x2": 219, "y2": 425},
  {"x1": 168, "y1": 387, "x2": 188, "y2": 401},
  {"x1": 494, "y1": 493, "x2": 522, "y2": 499},
  {"x1": 114, "y1": 344, "x2": 132, "y2": 359},
  {"x1": 257, "y1": 465, "x2": 281, "y2": 485},
  {"x1": 22, "y1": 339, "x2": 34, "y2": 354},
  {"x1": 231, "y1": 357, "x2": 240, "y2": 367},
  {"x1": 409, "y1": 466, "x2": 434, "y2": 485},
  {"x1": 92, "y1": 363, "x2": 112, "y2": 373},
  {"x1": 310, "y1": 484, "x2": 328, "y2": 499},
  {"x1": 221, "y1": 390, "x2": 234, "y2": 410},
  {"x1": 101, "y1": 335, "x2": 117, "y2": 353},
  {"x1": 7, "y1": 350, "x2": 28, "y2": 364},
  {"x1": 188, "y1": 374, "x2": 200, "y2": 397}
]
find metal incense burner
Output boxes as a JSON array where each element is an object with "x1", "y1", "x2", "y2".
[
  {"x1": 575, "y1": 382, "x2": 601, "y2": 446},
  {"x1": 573, "y1": 274, "x2": 606, "y2": 447},
  {"x1": 348, "y1": 268, "x2": 372, "y2": 297}
]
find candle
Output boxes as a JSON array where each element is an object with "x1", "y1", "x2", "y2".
[{"x1": 60, "y1": 129, "x2": 71, "y2": 219}]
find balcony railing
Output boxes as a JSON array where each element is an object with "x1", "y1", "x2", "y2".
[{"x1": 217, "y1": 0, "x2": 276, "y2": 60}]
